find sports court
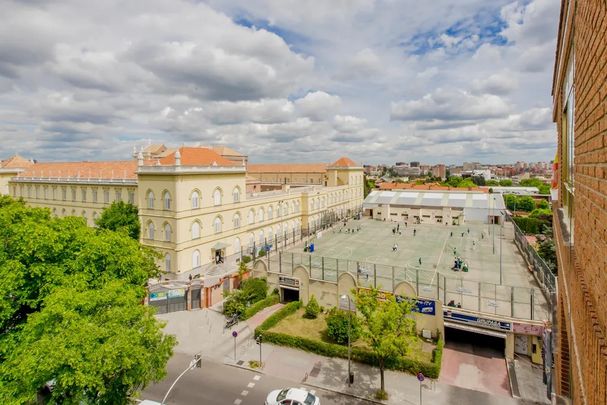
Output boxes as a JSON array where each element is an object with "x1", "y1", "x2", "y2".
[{"x1": 282, "y1": 217, "x2": 549, "y2": 320}]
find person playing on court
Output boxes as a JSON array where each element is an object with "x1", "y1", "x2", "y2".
[
  {"x1": 392, "y1": 243, "x2": 398, "y2": 252},
  {"x1": 418, "y1": 257, "x2": 422, "y2": 265},
  {"x1": 413, "y1": 229, "x2": 416, "y2": 236}
]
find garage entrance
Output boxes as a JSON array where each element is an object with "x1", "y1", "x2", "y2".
[
  {"x1": 441, "y1": 323, "x2": 511, "y2": 397},
  {"x1": 281, "y1": 287, "x2": 300, "y2": 302}
]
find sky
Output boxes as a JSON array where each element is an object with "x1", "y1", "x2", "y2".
[{"x1": 0, "y1": 0, "x2": 560, "y2": 165}]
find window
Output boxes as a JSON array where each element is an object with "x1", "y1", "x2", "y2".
[
  {"x1": 43, "y1": 187, "x2": 48, "y2": 199},
  {"x1": 248, "y1": 209, "x2": 255, "y2": 225},
  {"x1": 191, "y1": 190, "x2": 200, "y2": 209},
  {"x1": 192, "y1": 250, "x2": 201, "y2": 269},
  {"x1": 71, "y1": 187, "x2": 76, "y2": 201},
  {"x1": 562, "y1": 53, "x2": 575, "y2": 224},
  {"x1": 232, "y1": 187, "x2": 240, "y2": 203},
  {"x1": 163, "y1": 223, "x2": 172, "y2": 242},
  {"x1": 147, "y1": 222, "x2": 155, "y2": 240},
  {"x1": 115, "y1": 189, "x2": 122, "y2": 202},
  {"x1": 258, "y1": 208, "x2": 265, "y2": 222},
  {"x1": 163, "y1": 191, "x2": 171, "y2": 210},
  {"x1": 233, "y1": 238, "x2": 241, "y2": 254},
  {"x1": 147, "y1": 190, "x2": 154, "y2": 209},
  {"x1": 268, "y1": 206, "x2": 273, "y2": 219},
  {"x1": 61, "y1": 187, "x2": 66, "y2": 200},
  {"x1": 103, "y1": 189, "x2": 110, "y2": 204},
  {"x1": 233, "y1": 213, "x2": 241, "y2": 229},
  {"x1": 165, "y1": 253, "x2": 171, "y2": 272},
  {"x1": 92, "y1": 188, "x2": 98, "y2": 203},
  {"x1": 213, "y1": 188, "x2": 222, "y2": 206},
  {"x1": 34, "y1": 186, "x2": 39, "y2": 199},
  {"x1": 258, "y1": 230, "x2": 265, "y2": 245},
  {"x1": 191, "y1": 221, "x2": 201, "y2": 239},
  {"x1": 213, "y1": 217, "x2": 222, "y2": 233},
  {"x1": 81, "y1": 188, "x2": 87, "y2": 202}
]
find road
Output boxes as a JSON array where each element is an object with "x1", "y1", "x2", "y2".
[{"x1": 141, "y1": 353, "x2": 376, "y2": 405}]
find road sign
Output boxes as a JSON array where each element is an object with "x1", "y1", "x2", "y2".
[
  {"x1": 417, "y1": 372, "x2": 425, "y2": 382},
  {"x1": 232, "y1": 330, "x2": 238, "y2": 338}
]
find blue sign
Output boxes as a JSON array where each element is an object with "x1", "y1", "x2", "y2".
[
  {"x1": 395, "y1": 296, "x2": 436, "y2": 316},
  {"x1": 443, "y1": 310, "x2": 512, "y2": 332}
]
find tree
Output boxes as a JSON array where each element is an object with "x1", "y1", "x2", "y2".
[
  {"x1": 95, "y1": 201, "x2": 141, "y2": 240},
  {"x1": 326, "y1": 307, "x2": 360, "y2": 344},
  {"x1": 535, "y1": 199, "x2": 549, "y2": 209},
  {"x1": 304, "y1": 295, "x2": 320, "y2": 319},
  {"x1": 516, "y1": 196, "x2": 536, "y2": 212},
  {"x1": 471, "y1": 176, "x2": 486, "y2": 186},
  {"x1": 486, "y1": 180, "x2": 499, "y2": 186},
  {"x1": 364, "y1": 175, "x2": 376, "y2": 198},
  {"x1": 537, "y1": 239, "x2": 557, "y2": 272},
  {"x1": 499, "y1": 179, "x2": 513, "y2": 186},
  {"x1": 354, "y1": 288, "x2": 416, "y2": 399},
  {"x1": 0, "y1": 196, "x2": 174, "y2": 404}
]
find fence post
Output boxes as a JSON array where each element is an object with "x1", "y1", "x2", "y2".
[
  {"x1": 511, "y1": 286, "x2": 515, "y2": 317},
  {"x1": 416, "y1": 268, "x2": 419, "y2": 295},
  {"x1": 442, "y1": 276, "x2": 446, "y2": 304},
  {"x1": 322, "y1": 257, "x2": 325, "y2": 280},
  {"x1": 530, "y1": 289, "x2": 535, "y2": 320},
  {"x1": 478, "y1": 283, "x2": 481, "y2": 312},
  {"x1": 291, "y1": 253, "x2": 294, "y2": 274},
  {"x1": 309, "y1": 255, "x2": 312, "y2": 277},
  {"x1": 356, "y1": 261, "x2": 360, "y2": 284},
  {"x1": 374, "y1": 264, "x2": 377, "y2": 288},
  {"x1": 279, "y1": 251, "x2": 282, "y2": 274},
  {"x1": 392, "y1": 266, "x2": 395, "y2": 291}
]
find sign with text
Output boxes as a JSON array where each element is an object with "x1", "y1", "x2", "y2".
[
  {"x1": 279, "y1": 275, "x2": 299, "y2": 288},
  {"x1": 444, "y1": 310, "x2": 512, "y2": 332},
  {"x1": 167, "y1": 289, "x2": 185, "y2": 298},
  {"x1": 395, "y1": 295, "x2": 436, "y2": 316},
  {"x1": 513, "y1": 322, "x2": 544, "y2": 336},
  {"x1": 149, "y1": 291, "x2": 167, "y2": 302}
]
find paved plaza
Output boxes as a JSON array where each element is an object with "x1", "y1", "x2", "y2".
[{"x1": 280, "y1": 218, "x2": 550, "y2": 320}]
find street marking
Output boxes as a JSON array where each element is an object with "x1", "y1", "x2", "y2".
[
  {"x1": 234, "y1": 399, "x2": 242, "y2": 405},
  {"x1": 253, "y1": 375, "x2": 261, "y2": 381},
  {"x1": 247, "y1": 382, "x2": 255, "y2": 388},
  {"x1": 241, "y1": 390, "x2": 249, "y2": 396}
]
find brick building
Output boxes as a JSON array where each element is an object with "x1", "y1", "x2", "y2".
[{"x1": 552, "y1": 1, "x2": 607, "y2": 404}]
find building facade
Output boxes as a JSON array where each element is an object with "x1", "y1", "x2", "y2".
[
  {"x1": 5, "y1": 146, "x2": 364, "y2": 275},
  {"x1": 552, "y1": 1, "x2": 607, "y2": 404}
]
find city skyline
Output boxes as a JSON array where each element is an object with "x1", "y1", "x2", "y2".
[{"x1": 0, "y1": 0, "x2": 559, "y2": 165}]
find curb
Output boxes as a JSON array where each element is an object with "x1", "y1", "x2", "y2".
[{"x1": 223, "y1": 361, "x2": 399, "y2": 405}]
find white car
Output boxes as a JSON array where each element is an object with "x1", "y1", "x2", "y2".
[{"x1": 265, "y1": 388, "x2": 320, "y2": 405}]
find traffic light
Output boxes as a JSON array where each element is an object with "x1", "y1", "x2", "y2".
[
  {"x1": 194, "y1": 353, "x2": 202, "y2": 368},
  {"x1": 256, "y1": 335, "x2": 263, "y2": 345}
]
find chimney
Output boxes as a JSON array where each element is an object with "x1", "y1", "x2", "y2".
[
  {"x1": 137, "y1": 151, "x2": 144, "y2": 166},
  {"x1": 175, "y1": 149, "x2": 181, "y2": 166}
]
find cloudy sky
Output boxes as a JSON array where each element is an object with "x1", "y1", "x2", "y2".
[{"x1": 0, "y1": 0, "x2": 560, "y2": 165}]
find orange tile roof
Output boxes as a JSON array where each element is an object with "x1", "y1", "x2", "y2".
[
  {"x1": 212, "y1": 146, "x2": 245, "y2": 157},
  {"x1": 247, "y1": 163, "x2": 328, "y2": 173},
  {"x1": 330, "y1": 157, "x2": 358, "y2": 167},
  {"x1": 1, "y1": 155, "x2": 34, "y2": 169},
  {"x1": 378, "y1": 182, "x2": 486, "y2": 192},
  {"x1": 18, "y1": 161, "x2": 138, "y2": 180},
  {"x1": 156, "y1": 147, "x2": 239, "y2": 167}
]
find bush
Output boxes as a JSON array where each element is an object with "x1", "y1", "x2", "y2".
[
  {"x1": 326, "y1": 307, "x2": 360, "y2": 344},
  {"x1": 242, "y1": 255, "x2": 252, "y2": 264},
  {"x1": 223, "y1": 278, "x2": 268, "y2": 317},
  {"x1": 255, "y1": 303, "x2": 443, "y2": 378},
  {"x1": 258, "y1": 249, "x2": 266, "y2": 257},
  {"x1": 242, "y1": 293, "x2": 280, "y2": 320},
  {"x1": 304, "y1": 295, "x2": 320, "y2": 319},
  {"x1": 512, "y1": 216, "x2": 546, "y2": 234},
  {"x1": 535, "y1": 199, "x2": 549, "y2": 209},
  {"x1": 223, "y1": 292, "x2": 246, "y2": 317}
]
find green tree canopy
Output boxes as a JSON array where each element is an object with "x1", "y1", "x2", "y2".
[
  {"x1": 0, "y1": 196, "x2": 174, "y2": 404},
  {"x1": 364, "y1": 175, "x2": 376, "y2": 198},
  {"x1": 486, "y1": 180, "x2": 499, "y2": 186},
  {"x1": 95, "y1": 201, "x2": 141, "y2": 240},
  {"x1": 499, "y1": 179, "x2": 513, "y2": 186},
  {"x1": 354, "y1": 288, "x2": 416, "y2": 398}
]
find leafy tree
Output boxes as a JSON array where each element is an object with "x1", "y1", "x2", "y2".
[
  {"x1": 363, "y1": 176, "x2": 376, "y2": 198},
  {"x1": 520, "y1": 178, "x2": 550, "y2": 194},
  {"x1": 499, "y1": 179, "x2": 513, "y2": 186},
  {"x1": 504, "y1": 194, "x2": 518, "y2": 211},
  {"x1": 95, "y1": 201, "x2": 141, "y2": 240},
  {"x1": 537, "y1": 239, "x2": 557, "y2": 272},
  {"x1": 0, "y1": 197, "x2": 173, "y2": 404},
  {"x1": 516, "y1": 196, "x2": 536, "y2": 212},
  {"x1": 354, "y1": 288, "x2": 416, "y2": 399},
  {"x1": 223, "y1": 278, "x2": 268, "y2": 316},
  {"x1": 486, "y1": 180, "x2": 499, "y2": 186},
  {"x1": 535, "y1": 199, "x2": 549, "y2": 209},
  {"x1": 530, "y1": 208, "x2": 552, "y2": 220},
  {"x1": 304, "y1": 295, "x2": 320, "y2": 319},
  {"x1": 471, "y1": 176, "x2": 486, "y2": 186},
  {"x1": 457, "y1": 178, "x2": 476, "y2": 188},
  {"x1": 326, "y1": 307, "x2": 360, "y2": 344}
]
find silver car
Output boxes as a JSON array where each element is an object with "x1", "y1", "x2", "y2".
[{"x1": 265, "y1": 388, "x2": 320, "y2": 405}]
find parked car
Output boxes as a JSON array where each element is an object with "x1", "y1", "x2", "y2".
[{"x1": 265, "y1": 388, "x2": 320, "y2": 405}]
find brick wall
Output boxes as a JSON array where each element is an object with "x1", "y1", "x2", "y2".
[{"x1": 553, "y1": 1, "x2": 607, "y2": 404}]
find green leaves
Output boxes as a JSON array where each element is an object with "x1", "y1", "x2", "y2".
[
  {"x1": 0, "y1": 197, "x2": 174, "y2": 404},
  {"x1": 95, "y1": 201, "x2": 141, "y2": 240}
]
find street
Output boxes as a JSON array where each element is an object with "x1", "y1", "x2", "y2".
[{"x1": 141, "y1": 353, "x2": 377, "y2": 405}]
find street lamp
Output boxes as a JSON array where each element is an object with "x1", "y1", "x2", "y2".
[
  {"x1": 340, "y1": 294, "x2": 353, "y2": 386},
  {"x1": 492, "y1": 196, "x2": 496, "y2": 255},
  {"x1": 162, "y1": 353, "x2": 202, "y2": 404}
]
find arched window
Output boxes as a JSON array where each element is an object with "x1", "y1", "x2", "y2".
[
  {"x1": 163, "y1": 191, "x2": 171, "y2": 210},
  {"x1": 248, "y1": 209, "x2": 255, "y2": 225},
  {"x1": 268, "y1": 227, "x2": 274, "y2": 243},
  {"x1": 295, "y1": 201, "x2": 300, "y2": 213},
  {"x1": 213, "y1": 188, "x2": 222, "y2": 206},
  {"x1": 191, "y1": 190, "x2": 200, "y2": 209},
  {"x1": 213, "y1": 216, "x2": 222, "y2": 234},
  {"x1": 232, "y1": 187, "x2": 240, "y2": 203},
  {"x1": 284, "y1": 203, "x2": 289, "y2": 216},
  {"x1": 268, "y1": 206, "x2": 273, "y2": 220},
  {"x1": 233, "y1": 213, "x2": 241, "y2": 229},
  {"x1": 321, "y1": 197, "x2": 326, "y2": 208},
  {"x1": 165, "y1": 253, "x2": 171, "y2": 272},
  {"x1": 192, "y1": 250, "x2": 200, "y2": 269},
  {"x1": 258, "y1": 230, "x2": 265, "y2": 245},
  {"x1": 147, "y1": 222, "x2": 155, "y2": 240},
  {"x1": 258, "y1": 207, "x2": 265, "y2": 222},
  {"x1": 233, "y1": 238, "x2": 241, "y2": 254},
  {"x1": 163, "y1": 223, "x2": 172, "y2": 242},
  {"x1": 147, "y1": 190, "x2": 155, "y2": 209},
  {"x1": 191, "y1": 221, "x2": 201, "y2": 239}
]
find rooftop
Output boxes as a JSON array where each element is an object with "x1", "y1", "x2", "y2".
[{"x1": 16, "y1": 160, "x2": 138, "y2": 180}]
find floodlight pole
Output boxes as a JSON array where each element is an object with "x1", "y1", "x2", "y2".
[
  {"x1": 162, "y1": 354, "x2": 201, "y2": 405},
  {"x1": 341, "y1": 294, "x2": 352, "y2": 386}
]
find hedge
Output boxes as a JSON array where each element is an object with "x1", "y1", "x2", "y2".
[
  {"x1": 512, "y1": 216, "x2": 547, "y2": 234},
  {"x1": 255, "y1": 302, "x2": 443, "y2": 378},
  {"x1": 242, "y1": 293, "x2": 280, "y2": 320}
]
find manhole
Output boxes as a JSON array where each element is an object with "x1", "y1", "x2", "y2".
[{"x1": 309, "y1": 361, "x2": 321, "y2": 377}]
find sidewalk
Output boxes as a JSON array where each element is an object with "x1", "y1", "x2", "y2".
[{"x1": 231, "y1": 342, "x2": 524, "y2": 405}]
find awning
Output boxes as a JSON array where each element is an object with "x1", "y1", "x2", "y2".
[
  {"x1": 212, "y1": 241, "x2": 230, "y2": 250},
  {"x1": 444, "y1": 321, "x2": 508, "y2": 339}
]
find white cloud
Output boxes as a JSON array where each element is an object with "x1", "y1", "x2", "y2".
[{"x1": 294, "y1": 91, "x2": 342, "y2": 121}]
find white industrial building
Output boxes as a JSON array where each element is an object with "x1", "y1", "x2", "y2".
[{"x1": 362, "y1": 190, "x2": 506, "y2": 225}]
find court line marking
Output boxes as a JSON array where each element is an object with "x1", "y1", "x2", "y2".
[{"x1": 431, "y1": 232, "x2": 450, "y2": 286}]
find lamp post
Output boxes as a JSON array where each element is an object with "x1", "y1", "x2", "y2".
[
  {"x1": 162, "y1": 353, "x2": 202, "y2": 404},
  {"x1": 492, "y1": 196, "x2": 496, "y2": 255},
  {"x1": 340, "y1": 294, "x2": 353, "y2": 386}
]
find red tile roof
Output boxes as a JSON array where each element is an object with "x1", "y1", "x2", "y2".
[
  {"x1": 18, "y1": 161, "x2": 138, "y2": 180},
  {"x1": 378, "y1": 182, "x2": 486, "y2": 192},
  {"x1": 156, "y1": 147, "x2": 239, "y2": 166},
  {"x1": 1, "y1": 155, "x2": 34, "y2": 169},
  {"x1": 247, "y1": 163, "x2": 328, "y2": 173},
  {"x1": 330, "y1": 157, "x2": 358, "y2": 167}
]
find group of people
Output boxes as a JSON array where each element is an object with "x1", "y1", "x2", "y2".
[
  {"x1": 447, "y1": 300, "x2": 462, "y2": 308},
  {"x1": 452, "y1": 256, "x2": 468, "y2": 272}
]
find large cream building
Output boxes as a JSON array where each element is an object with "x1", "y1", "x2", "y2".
[{"x1": 1, "y1": 145, "x2": 364, "y2": 275}]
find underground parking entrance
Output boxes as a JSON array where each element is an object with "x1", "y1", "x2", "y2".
[
  {"x1": 440, "y1": 321, "x2": 512, "y2": 397},
  {"x1": 280, "y1": 286, "x2": 299, "y2": 302}
]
